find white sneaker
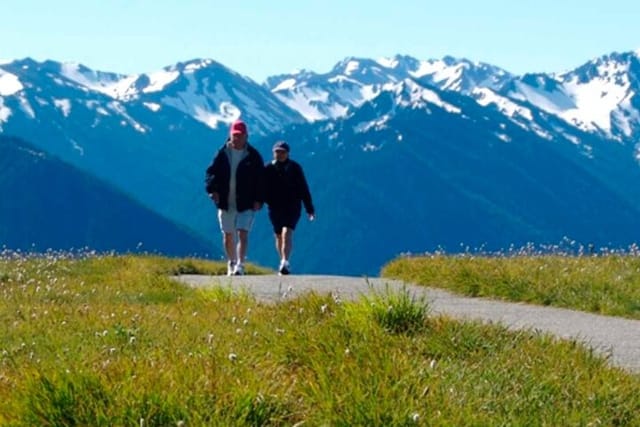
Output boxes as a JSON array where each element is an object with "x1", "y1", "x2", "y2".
[
  {"x1": 278, "y1": 260, "x2": 290, "y2": 275},
  {"x1": 226, "y1": 261, "x2": 235, "y2": 276},
  {"x1": 233, "y1": 263, "x2": 245, "y2": 276}
]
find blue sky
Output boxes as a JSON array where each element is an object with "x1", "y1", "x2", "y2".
[{"x1": 2, "y1": 0, "x2": 639, "y2": 82}]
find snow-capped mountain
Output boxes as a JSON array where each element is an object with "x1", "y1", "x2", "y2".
[
  {"x1": 494, "y1": 51, "x2": 640, "y2": 142},
  {"x1": 266, "y1": 54, "x2": 512, "y2": 121},
  {"x1": 106, "y1": 58, "x2": 305, "y2": 135},
  {"x1": 3, "y1": 50, "x2": 640, "y2": 274},
  {"x1": 0, "y1": 57, "x2": 303, "y2": 135},
  {"x1": 250, "y1": 78, "x2": 640, "y2": 274},
  {"x1": 268, "y1": 51, "x2": 640, "y2": 148},
  {"x1": 0, "y1": 57, "x2": 257, "y2": 254}
]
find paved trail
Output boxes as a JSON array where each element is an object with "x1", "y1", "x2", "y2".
[{"x1": 174, "y1": 274, "x2": 640, "y2": 373}]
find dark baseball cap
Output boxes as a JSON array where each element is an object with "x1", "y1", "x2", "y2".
[{"x1": 273, "y1": 141, "x2": 290, "y2": 152}]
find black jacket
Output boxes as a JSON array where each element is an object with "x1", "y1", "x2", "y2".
[
  {"x1": 204, "y1": 141, "x2": 265, "y2": 212},
  {"x1": 264, "y1": 159, "x2": 314, "y2": 215}
]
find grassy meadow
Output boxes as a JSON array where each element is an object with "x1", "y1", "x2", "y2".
[
  {"x1": 382, "y1": 253, "x2": 640, "y2": 319},
  {"x1": 1, "y1": 252, "x2": 639, "y2": 425}
]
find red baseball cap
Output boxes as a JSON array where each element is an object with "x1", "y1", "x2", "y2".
[{"x1": 230, "y1": 119, "x2": 248, "y2": 135}]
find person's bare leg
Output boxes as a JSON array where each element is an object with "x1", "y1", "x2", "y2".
[
  {"x1": 237, "y1": 229, "x2": 249, "y2": 264},
  {"x1": 282, "y1": 227, "x2": 294, "y2": 261},
  {"x1": 222, "y1": 232, "x2": 235, "y2": 263},
  {"x1": 275, "y1": 233, "x2": 284, "y2": 260}
]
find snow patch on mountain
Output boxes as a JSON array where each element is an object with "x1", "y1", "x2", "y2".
[
  {"x1": 507, "y1": 79, "x2": 575, "y2": 114},
  {"x1": 0, "y1": 69, "x2": 23, "y2": 96},
  {"x1": 410, "y1": 60, "x2": 465, "y2": 90},
  {"x1": 474, "y1": 88, "x2": 534, "y2": 120},
  {"x1": 332, "y1": 82, "x2": 374, "y2": 107},
  {"x1": 0, "y1": 98, "x2": 11, "y2": 128},
  {"x1": 85, "y1": 100, "x2": 110, "y2": 116},
  {"x1": 108, "y1": 101, "x2": 148, "y2": 133},
  {"x1": 612, "y1": 97, "x2": 640, "y2": 136},
  {"x1": 143, "y1": 102, "x2": 161, "y2": 112},
  {"x1": 60, "y1": 63, "x2": 123, "y2": 95},
  {"x1": 161, "y1": 76, "x2": 238, "y2": 129},
  {"x1": 355, "y1": 114, "x2": 391, "y2": 133},
  {"x1": 276, "y1": 86, "x2": 330, "y2": 121},
  {"x1": 103, "y1": 75, "x2": 139, "y2": 99},
  {"x1": 344, "y1": 60, "x2": 361, "y2": 75},
  {"x1": 361, "y1": 142, "x2": 382, "y2": 152},
  {"x1": 143, "y1": 70, "x2": 180, "y2": 93},
  {"x1": 19, "y1": 96, "x2": 35, "y2": 119},
  {"x1": 375, "y1": 57, "x2": 401, "y2": 69},
  {"x1": 233, "y1": 89, "x2": 283, "y2": 132},
  {"x1": 561, "y1": 132, "x2": 582, "y2": 145},
  {"x1": 560, "y1": 65, "x2": 631, "y2": 133},
  {"x1": 273, "y1": 78, "x2": 297, "y2": 91},
  {"x1": 496, "y1": 133, "x2": 512, "y2": 142},
  {"x1": 183, "y1": 58, "x2": 215, "y2": 72},
  {"x1": 53, "y1": 99, "x2": 71, "y2": 117},
  {"x1": 394, "y1": 80, "x2": 461, "y2": 113},
  {"x1": 59, "y1": 63, "x2": 179, "y2": 100}
]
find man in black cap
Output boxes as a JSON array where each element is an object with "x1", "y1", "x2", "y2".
[{"x1": 264, "y1": 141, "x2": 315, "y2": 275}]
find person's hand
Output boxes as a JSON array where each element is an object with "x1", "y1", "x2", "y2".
[
  {"x1": 209, "y1": 192, "x2": 219, "y2": 204},
  {"x1": 253, "y1": 201, "x2": 263, "y2": 211},
  {"x1": 308, "y1": 213, "x2": 315, "y2": 222}
]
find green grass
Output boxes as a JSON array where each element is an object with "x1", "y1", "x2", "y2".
[
  {"x1": 1, "y1": 254, "x2": 640, "y2": 425},
  {"x1": 382, "y1": 254, "x2": 640, "y2": 319}
]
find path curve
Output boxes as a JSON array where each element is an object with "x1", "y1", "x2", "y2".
[{"x1": 174, "y1": 274, "x2": 640, "y2": 373}]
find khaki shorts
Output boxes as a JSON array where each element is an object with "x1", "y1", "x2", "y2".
[{"x1": 218, "y1": 209, "x2": 256, "y2": 233}]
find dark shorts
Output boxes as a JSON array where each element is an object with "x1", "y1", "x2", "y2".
[{"x1": 269, "y1": 208, "x2": 301, "y2": 234}]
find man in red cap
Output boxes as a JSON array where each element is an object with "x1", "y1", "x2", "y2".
[{"x1": 205, "y1": 119, "x2": 265, "y2": 275}]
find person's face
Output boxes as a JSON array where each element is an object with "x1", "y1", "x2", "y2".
[
  {"x1": 273, "y1": 149, "x2": 288, "y2": 162},
  {"x1": 230, "y1": 132, "x2": 247, "y2": 149}
]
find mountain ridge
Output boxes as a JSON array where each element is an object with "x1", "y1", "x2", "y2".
[
  {"x1": 2, "y1": 49, "x2": 640, "y2": 274},
  {"x1": 0, "y1": 135, "x2": 215, "y2": 256}
]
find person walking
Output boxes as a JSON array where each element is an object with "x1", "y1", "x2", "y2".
[
  {"x1": 264, "y1": 141, "x2": 315, "y2": 275},
  {"x1": 205, "y1": 119, "x2": 264, "y2": 275}
]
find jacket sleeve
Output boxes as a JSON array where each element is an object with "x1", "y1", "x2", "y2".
[
  {"x1": 263, "y1": 164, "x2": 273, "y2": 206},
  {"x1": 254, "y1": 150, "x2": 266, "y2": 204},
  {"x1": 204, "y1": 152, "x2": 221, "y2": 194},
  {"x1": 296, "y1": 163, "x2": 315, "y2": 215}
]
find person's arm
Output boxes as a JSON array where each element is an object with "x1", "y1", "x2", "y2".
[
  {"x1": 252, "y1": 149, "x2": 265, "y2": 210},
  {"x1": 296, "y1": 163, "x2": 315, "y2": 217},
  {"x1": 205, "y1": 151, "x2": 222, "y2": 203}
]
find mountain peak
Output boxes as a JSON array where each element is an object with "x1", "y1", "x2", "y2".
[
  {"x1": 166, "y1": 58, "x2": 220, "y2": 73},
  {"x1": 375, "y1": 54, "x2": 420, "y2": 70}
]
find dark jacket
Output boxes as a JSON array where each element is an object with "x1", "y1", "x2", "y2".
[
  {"x1": 204, "y1": 141, "x2": 265, "y2": 212},
  {"x1": 264, "y1": 159, "x2": 314, "y2": 215}
]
